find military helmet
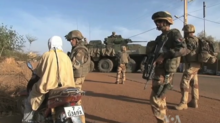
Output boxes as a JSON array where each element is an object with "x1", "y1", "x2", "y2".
[
  {"x1": 182, "y1": 24, "x2": 195, "y2": 33},
  {"x1": 112, "y1": 32, "x2": 115, "y2": 34},
  {"x1": 65, "y1": 30, "x2": 84, "y2": 41},
  {"x1": 152, "y1": 11, "x2": 174, "y2": 24}
]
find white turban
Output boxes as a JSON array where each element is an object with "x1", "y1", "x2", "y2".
[{"x1": 48, "y1": 36, "x2": 63, "y2": 51}]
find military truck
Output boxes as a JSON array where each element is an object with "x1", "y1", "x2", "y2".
[{"x1": 86, "y1": 34, "x2": 150, "y2": 73}]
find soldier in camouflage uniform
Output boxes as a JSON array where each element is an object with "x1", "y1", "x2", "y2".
[
  {"x1": 111, "y1": 32, "x2": 116, "y2": 37},
  {"x1": 115, "y1": 46, "x2": 131, "y2": 84},
  {"x1": 175, "y1": 24, "x2": 201, "y2": 110},
  {"x1": 65, "y1": 30, "x2": 91, "y2": 123},
  {"x1": 149, "y1": 11, "x2": 188, "y2": 123}
]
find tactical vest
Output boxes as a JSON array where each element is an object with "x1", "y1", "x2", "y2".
[
  {"x1": 185, "y1": 36, "x2": 199, "y2": 62},
  {"x1": 69, "y1": 45, "x2": 91, "y2": 78},
  {"x1": 154, "y1": 28, "x2": 184, "y2": 73}
]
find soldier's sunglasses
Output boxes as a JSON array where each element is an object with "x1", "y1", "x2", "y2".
[
  {"x1": 154, "y1": 20, "x2": 165, "y2": 23},
  {"x1": 68, "y1": 38, "x2": 77, "y2": 41}
]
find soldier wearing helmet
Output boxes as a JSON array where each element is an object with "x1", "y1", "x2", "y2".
[
  {"x1": 111, "y1": 32, "x2": 116, "y2": 37},
  {"x1": 108, "y1": 31, "x2": 117, "y2": 38},
  {"x1": 175, "y1": 24, "x2": 201, "y2": 111},
  {"x1": 65, "y1": 30, "x2": 90, "y2": 123},
  {"x1": 148, "y1": 11, "x2": 188, "y2": 123},
  {"x1": 115, "y1": 45, "x2": 131, "y2": 84},
  {"x1": 112, "y1": 32, "x2": 116, "y2": 36}
]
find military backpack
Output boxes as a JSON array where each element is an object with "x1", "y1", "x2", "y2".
[{"x1": 197, "y1": 37, "x2": 218, "y2": 64}]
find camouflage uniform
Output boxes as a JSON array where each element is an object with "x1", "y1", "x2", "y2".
[
  {"x1": 150, "y1": 11, "x2": 187, "y2": 123},
  {"x1": 65, "y1": 30, "x2": 91, "y2": 123},
  {"x1": 115, "y1": 46, "x2": 131, "y2": 84},
  {"x1": 175, "y1": 24, "x2": 201, "y2": 110}
]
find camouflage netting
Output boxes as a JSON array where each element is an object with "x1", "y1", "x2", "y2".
[
  {"x1": 89, "y1": 47, "x2": 116, "y2": 57},
  {"x1": 89, "y1": 48, "x2": 101, "y2": 57}
]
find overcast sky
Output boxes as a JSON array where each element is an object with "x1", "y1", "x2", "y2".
[{"x1": 0, "y1": 0, "x2": 219, "y2": 54}]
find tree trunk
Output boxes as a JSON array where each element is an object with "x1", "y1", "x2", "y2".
[{"x1": 29, "y1": 43, "x2": 32, "y2": 51}]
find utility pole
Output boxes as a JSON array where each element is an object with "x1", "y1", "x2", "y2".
[
  {"x1": 182, "y1": 0, "x2": 189, "y2": 72},
  {"x1": 183, "y1": 0, "x2": 188, "y2": 26},
  {"x1": 203, "y1": 1, "x2": 206, "y2": 37}
]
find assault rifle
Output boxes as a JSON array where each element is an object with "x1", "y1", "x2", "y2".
[
  {"x1": 142, "y1": 49, "x2": 157, "y2": 90},
  {"x1": 142, "y1": 37, "x2": 168, "y2": 90},
  {"x1": 142, "y1": 36, "x2": 175, "y2": 98}
]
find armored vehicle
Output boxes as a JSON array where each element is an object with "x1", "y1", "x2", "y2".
[{"x1": 86, "y1": 34, "x2": 150, "y2": 73}]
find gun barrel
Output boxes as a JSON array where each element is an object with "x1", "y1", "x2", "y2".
[{"x1": 132, "y1": 41, "x2": 148, "y2": 42}]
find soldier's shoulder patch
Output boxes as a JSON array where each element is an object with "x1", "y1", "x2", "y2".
[{"x1": 177, "y1": 38, "x2": 184, "y2": 42}]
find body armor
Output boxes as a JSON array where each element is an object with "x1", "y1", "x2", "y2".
[
  {"x1": 70, "y1": 45, "x2": 90, "y2": 78},
  {"x1": 185, "y1": 36, "x2": 199, "y2": 62}
]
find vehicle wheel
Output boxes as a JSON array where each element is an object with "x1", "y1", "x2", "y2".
[
  {"x1": 126, "y1": 58, "x2": 136, "y2": 73},
  {"x1": 90, "y1": 61, "x2": 94, "y2": 72},
  {"x1": 97, "y1": 58, "x2": 113, "y2": 72}
]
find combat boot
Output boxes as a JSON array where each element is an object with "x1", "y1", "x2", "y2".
[
  {"x1": 121, "y1": 81, "x2": 125, "y2": 84},
  {"x1": 175, "y1": 103, "x2": 188, "y2": 110},
  {"x1": 115, "y1": 81, "x2": 119, "y2": 84},
  {"x1": 188, "y1": 99, "x2": 198, "y2": 108},
  {"x1": 157, "y1": 119, "x2": 167, "y2": 123}
]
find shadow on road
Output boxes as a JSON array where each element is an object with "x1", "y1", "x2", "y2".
[
  {"x1": 85, "y1": 91, "x2": 176, "y2": 106},
  {"x1": 86, "y1": 79, "x2": 115, "y2": 84},
  {"x1": 85, "y1": 113, "x2": 120, "y2": 123},
  {"x1": 107, "y1": 75, "x2": 147, "y2": 85},
  {"x1": 171, "y1": 89, "x2": 220, "y2": 101}
]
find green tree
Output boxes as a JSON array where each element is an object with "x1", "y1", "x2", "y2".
[{"x1": 0, "y1": 23, "x2": 26, "y2": 57}]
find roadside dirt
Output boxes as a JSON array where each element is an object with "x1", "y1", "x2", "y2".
[
  {"x1": 0, "y1": 58, "x2": 219, "y2": 123},
  {"x1": 0, "y1": 57, "x2": 38, "y2": 121}
]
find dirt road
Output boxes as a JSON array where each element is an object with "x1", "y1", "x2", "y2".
[
  {"x1": 0, "y1": 72, "x2": 220, "y2": 123},
  {"x1": 107, "y1": 72, "x2": 220, "y2": 100}
]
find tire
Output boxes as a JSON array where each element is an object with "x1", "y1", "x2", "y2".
[
  {"x1": 90, "y1": 61, "x2": 94, "y2": 72},
  {"x1": 97, "y1": 58, "x2": 113, "y2": 72},
  {"x1": 126, "y1": 58, "x2": 137, "y2": 73}
]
